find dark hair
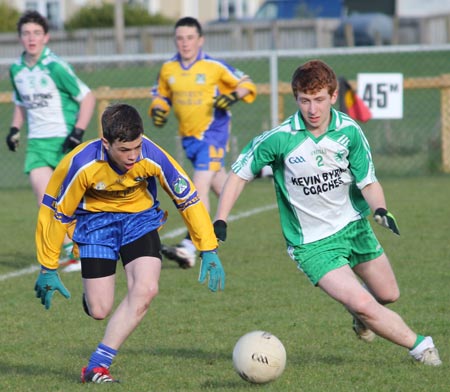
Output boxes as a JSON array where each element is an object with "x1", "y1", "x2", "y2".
[
  {"x1": 101, "y1": 103, "x2": 144, "y2": 143},
  {"x1": 291, "y1": 59, "x2": 337, "y2": 98},
  {"x1": 17, "y1": 10, "x2": 49, "y2": 35},
  {"x1": 174, "y1": 16, "x2": 203, "y2": 36}
]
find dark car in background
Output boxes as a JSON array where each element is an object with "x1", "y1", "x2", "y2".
[
  {"x1": 254, "y1": 0, "x2": 344, "y2": 19},
  {"x1": 333, "y1": 12, "x2": 394, "y2": 46}
]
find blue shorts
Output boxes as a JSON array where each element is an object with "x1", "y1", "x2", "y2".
[
  {"x1": 73, "y1": 208, "x2": 166, "y2": 260},
  {"x1": 182, "y1": 137, "x2": 225, "y2": 171}
]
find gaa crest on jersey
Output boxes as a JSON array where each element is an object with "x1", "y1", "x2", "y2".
[
  {"x1": 196, "y1": 74, "x2": 206, "y2": 84},
  {"x1": 94, "y1": 182, "x2": 106, "y2": 190},
  {"x1": 169, "y1": 76, "x2": 175, "y2": 85},
  {"x1": 334, "y1": 150, "x2": 346, "y2": 162},
  {"x1": 172, "y1": 177, "x2": 188, "y2": 195}
]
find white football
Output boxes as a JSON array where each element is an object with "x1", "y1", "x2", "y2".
[{"x1": 232, "y1": 330, "x2": 286, "y2": 384}]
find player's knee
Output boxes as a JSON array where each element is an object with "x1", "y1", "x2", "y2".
[
  {"x1": 134, "y1": 283, "x2": 159, "y2": 316},
  {"x1": 87, "y1": 301, "x2": 114, "y2": 320},
  {"x1": 377, "y1": 287, "x2": 400, "y2": 305},
  {"x1": 351, "y1": 296, "x2": 378, "y2": 321}
]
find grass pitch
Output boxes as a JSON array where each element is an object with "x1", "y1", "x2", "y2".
[{"x1": 0, "y1": 176, "x2": 449, "y2": 391}]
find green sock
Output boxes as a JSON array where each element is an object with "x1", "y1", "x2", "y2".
[
  {"x1": 63, "y1": 242, "x2": 74, "y2": 259},
  {"x1": 411, "y1": 334, "x2": 425, "y2": 350}
]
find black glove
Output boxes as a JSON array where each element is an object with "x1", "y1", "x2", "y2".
[
  {"x1": 6, "y1": 127, "x2": 20, "y2": 151},
  {"x1": 213, "y1": 220, "x2": 227, "y2": 242},
  {"x1": 373, "y1": 208, "x2": 400, "y2": 235},
  {"x1": 62, "y1": 127, "x2": 84, "y2": 153},
  {"x1": 151, "y1": 108, "x2": 168, "y2": 127},
  {"x1": 213, "y1": 92, "x2": 239, "y2": 110}
]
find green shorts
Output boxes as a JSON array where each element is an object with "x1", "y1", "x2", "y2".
[
  {"x1": 288, "y1": 219, "x2": 384, "y2": 286},
  {"x1": 24, "y1": 137, "x2": 66, "y2": 174}
]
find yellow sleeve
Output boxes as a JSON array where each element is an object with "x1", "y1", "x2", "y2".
[
  {"x1": 153, "y1": 145, "x2": 218, "y2": 251},
  {"x1": 149, "y1": 66, "x2": 172, "y2": 115},
  {"x1": 238, "y1": 77, "x2": 257, "y2": 104},
  {"x1": 180, "y1": 200, "x2": 218, "y2": 252},
  {"x1": 217, "y1": 67, "x2": 257, "y2": 104},
  {"x1": 35, "y1": 150, "x2": 87, "y2": 269}
]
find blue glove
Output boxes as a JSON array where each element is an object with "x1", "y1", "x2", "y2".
[
  {"x1": 373, "y1": 208, "x2": 400, "y2": 235},
  {"x1": 34, "y1": 269, "x2": 71, "y2": 310},
  {"x1": 198, "y1": 251, "x2": 225, "y2": 292}
]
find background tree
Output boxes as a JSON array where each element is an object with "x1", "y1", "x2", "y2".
[
  {"x1": 0, "y1": 2, "x2": 20, "y2": 32},
  {"x1": 65, "y1": 2, "x2": 174, "y2": 30}
]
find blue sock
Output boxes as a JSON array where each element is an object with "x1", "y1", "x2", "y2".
[{"x1": 87, "y1": 343, "x2": 117, "y2": 371}]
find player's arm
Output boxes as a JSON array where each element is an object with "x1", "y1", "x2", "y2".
[
  {"x1": 213, "y1": 172, "x2": 248, "y2": 241},
  {"x1": 34, "y1": 155, "x2": 85, "y2": 309},
  {"x1": 216, "y1": 65, "x2": 257, "y2": 105},
  {"x1": 62, "y1": 91, "x2": 96, "y2": 153},
  {"x1": 52, "y1": 62, "x2": 96, "y2": 152},
  {"x1": 361, "y1": 182, "x2": 400, "y2": 235},
  {"x1": 148, "y1": 71, "x2": 172, "y2": 127},
  {"x1": 75, "y1": 91, "x2": 96, "y2": 130},
  {"x1": 147, "y1": 144, "x2": 225, "y2": 291},
  {"x1": 36, "y1": 153, "x2": 87, "y2": 270}
]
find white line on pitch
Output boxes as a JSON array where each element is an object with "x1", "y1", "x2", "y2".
[{"x1": 0, "y1": 203, "x2": 277, "y2": 282}]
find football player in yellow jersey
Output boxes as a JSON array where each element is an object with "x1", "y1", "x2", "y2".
[
  {"x1": 33, "y1": 103, "x2": 225, "y2": 383},
  {"x1": 149, "y1": 16, "x2": 257, "y2": 268}
]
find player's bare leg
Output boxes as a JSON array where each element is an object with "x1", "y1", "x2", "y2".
[
  {"x1": 319, "y1": 264, "x2": 441, "y2": 365},
  {"x1": 82, "y1": 274, "x2": 116, "y2": 320},
  {"x1": 81, "y1": 257, "x2": 161, "y2": 382},
  {"x1": 192, "y1": 169, "x2": 216, "y2": 212},
  {"x1": 348, "y1": 253, "x2": 399, "y2": 341},
  {"x1": 318, "y1": 264, "x2": 416, "y2": 348},
  {"x1": 210, "y1": 167, "x2": 228, "y2": 200},
  {"x1": 83, "y1": 257, "x2": 161, "y2": 346},
  {"x1": 29, "y1": 166, "x2": 53, "y2": 206}
]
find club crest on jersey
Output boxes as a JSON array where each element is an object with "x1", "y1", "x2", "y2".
[
  {"x1": 196, "y1": 74, "x2": 206, "y2": 84},
  {"x1": 335, "y1": 150, "x2": 346, "y2": 161},
  {"x1": 172, "y1": 177, "x2": 188, "y2": 195},
  {"x1": 94, "y1": 182, "x2": 106, "y2": 190}
]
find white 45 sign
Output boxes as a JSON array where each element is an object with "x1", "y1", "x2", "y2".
[{"x1": 357, "y1": 73, "x2": 403, "y2": 119}]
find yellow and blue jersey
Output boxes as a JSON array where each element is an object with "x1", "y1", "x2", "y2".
[
  {"x1": 36, "y1": 136, "x2": 218, "y2": 269},
  {"x1": 149, "y1": 51, "x2": 256, "y2": 148}
]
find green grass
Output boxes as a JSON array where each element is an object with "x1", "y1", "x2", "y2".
[{"x1": 0, "y1": 176, "x2": 449, "y2": 391}]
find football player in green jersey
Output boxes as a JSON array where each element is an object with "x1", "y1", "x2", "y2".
[
  {"x1": 7, "y1": 10, "x2": 96, "y2": 272},
  {"x1": 214, "y1": 59, "x2": 441, "y2": 366}
]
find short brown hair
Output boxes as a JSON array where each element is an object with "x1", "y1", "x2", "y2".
[
  {"x1": 101, "y1": 103, "x2": 144, "y2": 143},
  {"x1": 17, "y1": 10, "x2": 49, "y2": 35},
  {"x1": 291, "y1": 60, "x2": 337, "y2": 98}
]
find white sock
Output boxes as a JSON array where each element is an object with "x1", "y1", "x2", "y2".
[
  {"x1": 409, "y1": 336, "x2": 434, "y2": 359},
  {"x1": 180, "y1": 238, "x2": 196, "y2": 254}
]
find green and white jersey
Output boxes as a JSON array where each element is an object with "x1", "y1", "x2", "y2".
[
  {"x1": 232, "y1": 108, "x2": 377, "y2": 246},
  {"x1": 9, "y1": 47, "x2": 91, "y2": 139}
]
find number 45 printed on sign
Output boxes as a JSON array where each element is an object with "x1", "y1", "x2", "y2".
[{"x1": 357, "y1": 73, "x2": 403, "y2": 119}]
